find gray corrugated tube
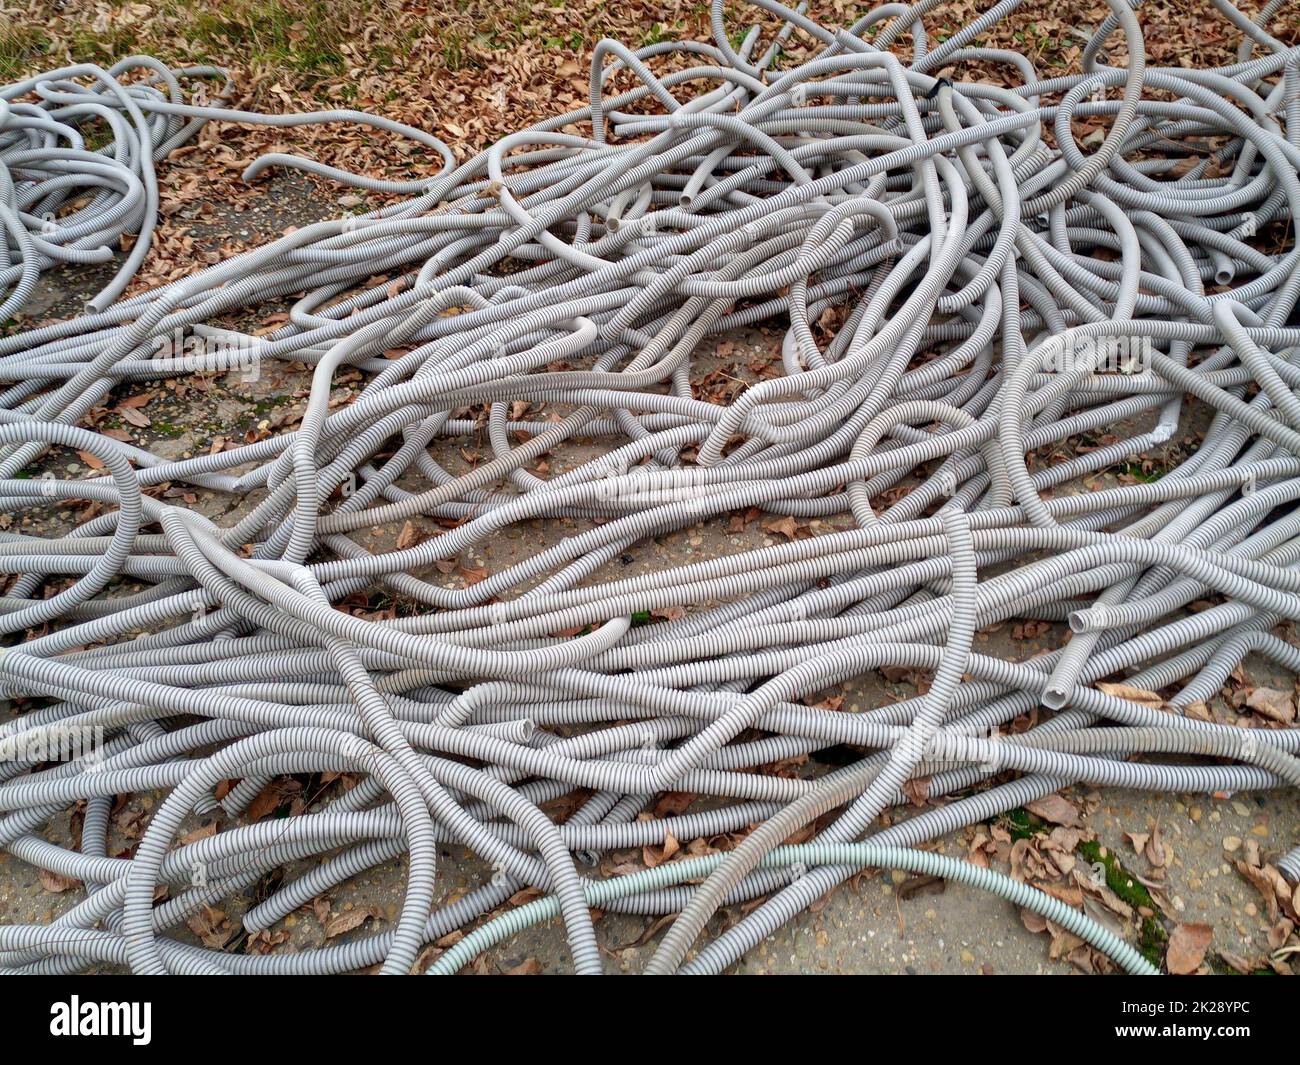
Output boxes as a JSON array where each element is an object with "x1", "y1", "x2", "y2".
[{"x1": 0, "y1": 0, "x2": 1298, "y2": 975}]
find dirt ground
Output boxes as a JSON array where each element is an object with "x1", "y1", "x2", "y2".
[{"x1": 2, "y1": 171, "x2": 1298, "y2": 974}]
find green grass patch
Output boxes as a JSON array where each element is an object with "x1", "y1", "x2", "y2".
[
  {"x1": 1122, "y1": 460, "x2": 1166, "y2": 483},
  {"x1": 999, "y1": 806, "x2": 1041, "y2": 840},
  {"x1": 0, "y1": 25, "x2": 51, "y2": 80},
  {"x1": 1077, "y1": 839, "x2": 1167, "y2": 968},
  {"x1": 989, "y1": 824, "x2": 1170, "y2": 969},
  {"x1": 1138, "y1": 914, "x2": 1168, "y2": 969},
  {"x1": 185, "y1": 0, "x2": 351, "y2": 77},
  {"x1": 1076, "y1": 839, "x2": 1156, "y2": 910}
]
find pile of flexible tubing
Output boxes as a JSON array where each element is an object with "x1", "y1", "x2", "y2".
[{"x1": 0, "y1": 0, "x2": 1298, "y2": 975}]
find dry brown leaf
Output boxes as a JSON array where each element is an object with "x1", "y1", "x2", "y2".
[
  {"x1": 1037, "y1": 880, "x2": 1084, "y2": 908},
  {"x1": 38, "y1": 868, "x2": 80, "y2": 893},
  {"x1": 653, "y1": 791, "x2": 694, "y2": 818},
  {"x1": 1124, "y1": 830, "x2": 1150, "y2": 856},
  {"x1": 1235, "y1": 859, "x2": 1282, "y2": 922},
  {"x1": 1245, "y1": 687, "x2": 1295, "y2": 723},
  {"x1": 901, "y1": 777, "x2": 930, "y2": 806},
  {"x1": 395, "y1": 520, "x2": 424, "y2": 550},
  {"x1": 1146, "y1": 820, "x2": 1167, "y2": 868},
  {"x1": 1095, "y1": 682, "x2": 1165, "y2": 708},
  {"x1": 1047, "y1": 921, "x2": 1084, "y2": 959},
  {"x1": 1267, "y1": 918, "x2": 1294, "y2": 951},
  {"x1": 324, "y1": 906, "x2": 383, "y2": 939},
  {"x1": 246, "y1": 927, "x2": 290, "y2": 954},
  {"x1": 1167, "y1": 922, "x2": 1214, "y2": 974},
  {"x1": 642, "y1": 831, "x2": 679, "y2": 869},
  {"x1": 180, "y1": 822, "x2": 218, "y2": 845},
  {"x1": 1074, "y1": 866, "x2": 1135, "y2": 920},
  {"x1": 186, "y1": 905, "x2": 230, "y2": 949},
  {"x1": 1082, "y1": 894, "x2": 1126, "y2": 937},
  {"x1": 763, "y1": 515, "x2": 799, "y2": 539},
  {"x1": 246, "y1": 783, "x2": 283, "y2": 821},
  {"x1": 1024, "y1": 793, "x2": 1081, "y2": 827},
  {"x1": 650, "y1": 604, "x2": 686, "y2": 622},
  {"x1": 1219, "y1": 949, "x2": 1262, "y2": 974}
]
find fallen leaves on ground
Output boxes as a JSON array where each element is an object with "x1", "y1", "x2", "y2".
[
  {"x1": 1167, "y1": 923, "x2": 1213, "y2": 975},
  {"x1": 324, "y1": 906, "x2": 384, "y2": 939},
  {"x1": 38, "y1": 868, "x2": 81, "y2": 893},
  {"x1": 1024, "y1": 793, "x2": 1081, "y2": 828},
  {"x1": 1244, "y1": 687, "x2": 1296, "y2": 724}
]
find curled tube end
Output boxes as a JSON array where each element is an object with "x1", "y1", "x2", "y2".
[
  {"x1": 1069, "y1": 607, "x2": 1106, "y2": 634},
  {"x1": 1041, "y1": 685, "x2": 1070, "y2": 711}
]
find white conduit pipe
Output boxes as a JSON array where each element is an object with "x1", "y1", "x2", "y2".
[{"x1": 0, "y1": 0, "x2": 1298, "y2": 974}]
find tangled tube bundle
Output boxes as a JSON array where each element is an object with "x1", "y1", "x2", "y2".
[
  {"x1": 0, "y1": 0, "x2": 1299, "y2": 975},
  {"x1": 0, "y1": 56, "x2": 452, "y2": 318}
]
